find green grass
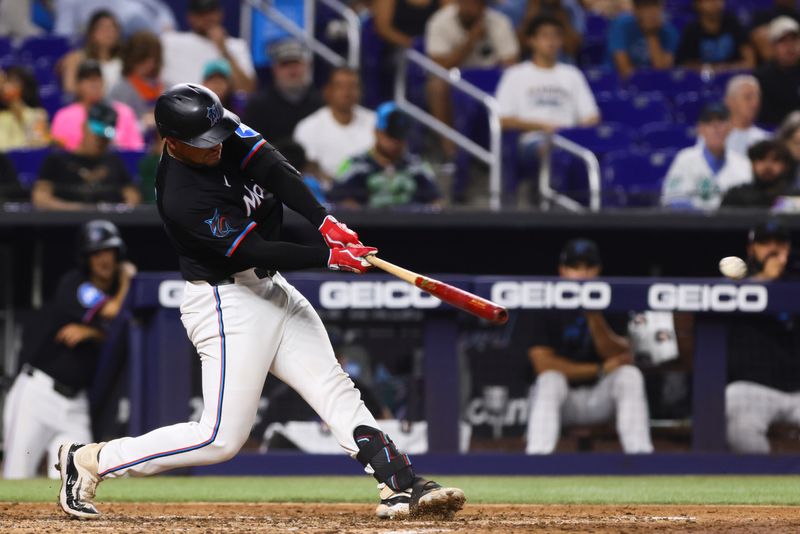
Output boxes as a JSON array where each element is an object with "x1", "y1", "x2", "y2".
[{"x1": 3, "y1": 476, "x2": 800, "y2": 505}]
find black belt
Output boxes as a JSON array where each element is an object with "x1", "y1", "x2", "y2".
[
  {"x1": 209, "y1": 268, "x2": 275, "y2": 286},
  {"x1": 22, "y1": 364, "x2": 81, "y2": 399}
]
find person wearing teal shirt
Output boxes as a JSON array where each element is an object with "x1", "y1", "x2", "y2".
[{"x1": 607, "y1": 0, "x2": 679, "y2": 78}]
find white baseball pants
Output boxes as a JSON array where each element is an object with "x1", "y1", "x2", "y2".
[
  {"x1": 2, "y1": 368, "x2": 92, "y2": 479},
  {"x1": 526, "y1": 366, "x2": 654, "y2": 454},
  {"x1": 97, "y1": 270, "x2": 378, "y2": 478},
  {"x1": 726, "y1": 381, "x2": 800, "y2": 453}
]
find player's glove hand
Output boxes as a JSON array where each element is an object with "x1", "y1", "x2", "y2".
[
  {"x1": 328, "y1": 245, "x2": 378, "y2": 274},
  {"x1": 319, "y1": 215, "x2": 362, "y2": 249}
]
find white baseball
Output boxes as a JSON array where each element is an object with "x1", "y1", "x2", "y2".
[{"x1": 719, "y1": 256, "x2": 747, "y2": 279}]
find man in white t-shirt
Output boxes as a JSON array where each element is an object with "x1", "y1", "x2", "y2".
[
  {"x1": 724, "y1": 74, "x2": 770, "y2": 156},
  {"x1": 161, "y1": 0, "x2": 256, "y2": 93},
  {"x1": 661, "y1": 104, "x2": 752, "y2": 210},
  {"x1": 425, "y1": 0, "x2": 519, "y2": 156},
  {"x1": 496, "y1": 15, "x2": 600, "y2": 134},
  {"x1": 293, "y1": 68, "x2": 376, "y2": 181}
]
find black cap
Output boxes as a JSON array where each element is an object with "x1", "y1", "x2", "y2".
[
  {"x1": 155, "y1": 83, "x2": 240, "y2": 148},
  {"x1": 87, "y1": 101, "x2": 117, "y2": 140},
  {"x1": 698, "y1": 103, "x2": 730, "y2": 123},
  {"x1": 560, "y1": 239, "x2": 601, "y2": 267},
  {"x1": 376, "y1": 102, "x2": 410, "y2": 140},
  {"x1": 749, "y1": 220, "x2": 791, "y2": 243},
  {"x1": 76, "y1": 220, "x2": 126, "y2": 262},
  {"x1": 188, "y1": 0, "x2": 220, "y2": 12},
  {"x1": 77, "y1": 59, "x2": 103, "y2": 81}
]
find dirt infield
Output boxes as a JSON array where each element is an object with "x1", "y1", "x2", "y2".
[{"x1": 2, "y1": 502, "x2": 799, "y2": 533}]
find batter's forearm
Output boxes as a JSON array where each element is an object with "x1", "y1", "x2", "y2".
[
  {"x1": 265, "y1": 161, "x2": 327, "y2": 227},
  {"x1": 235, "y1": 236, "x2": 329, "y2": 271}
]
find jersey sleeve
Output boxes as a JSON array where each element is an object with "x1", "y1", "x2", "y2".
[
  {"x1": 221, "y1": 123, "x2": 284, "y2": 180},
  {"x1": 54, "y1": 272, "x2": 109, "y2": 326},
  {"x1": 170, "y1": 197, "x2": 258, "y2": 259}
]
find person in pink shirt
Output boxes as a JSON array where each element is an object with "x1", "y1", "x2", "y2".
[{"x1": 51, "y1": 59, "x2": 144, "y2": 151}]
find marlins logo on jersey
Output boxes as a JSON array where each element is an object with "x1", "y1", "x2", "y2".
[{"x1": 205, "y1": 208, "x2": 237, "y2": 237}]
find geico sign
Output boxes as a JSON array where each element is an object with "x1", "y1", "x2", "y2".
[
  {"x1": 158, "y1": 280, "x2": 185, "y2": 308},
  {"x1": 647, "y1": 284, "x2": 767, "y2": 312},
  {"x1": 490, "y1": 281, "x2": 611, "y2": 310},
  {"x1": 319, "y1": 281, "x2": 441, "y2": 309}
]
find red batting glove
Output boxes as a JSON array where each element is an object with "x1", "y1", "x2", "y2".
[
  {"x1": 319, "y1": 215, "x2": 362, "y2": 249},
  {"x1": 328, "y1": 245, "x2": 378, "y2": 274}
]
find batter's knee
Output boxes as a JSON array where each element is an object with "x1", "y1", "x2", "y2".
[
  {"x1": 534, "y1": 370, "x2": 569, "y2": 399},
  {"x1": 206, "y1": 432, "x2": 248, "y2": 462},
  {"x1": 611, "y1": 365, "x2": 645, "y2": 397}
]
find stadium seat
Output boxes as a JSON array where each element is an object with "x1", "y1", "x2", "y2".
[
  {"x1": 38, "y1": 84, "x2": 64, "y2": 118},
  {"x1": 16, "y1": 35, "x2": 71, "y2": 63},
  {"x1": 114, "y1": 150, "x2": 146, "y2": 183},
  {"x1": 627, "y1": 69, "x2": 702, "y2": 96},
  {"x1": 597, "y1": 93, "x2": 669, "y2": 127},
  {"x1": 585, "y1": 14, "x2": 608, "y2": 39},
  {"x1": 558, "y1": 122, "x2": 637, "y2": 157},
  {"x1": 673, "y1": 92, "x2": 710, "y2": 124},
  {"x1": 584, "y1": 68, "x2": 618, "y2": 94},
  {"x1": 359, "y1": 16, "x2": 387, "y2": 108},
  {"x1": 6, "y1": 148, "x2": 50, "y2": 188},
  {"x1": 639, "y1": 122, "x2": 696, "y2": 150},
  {"x1": 0, "y1": 38, "x2": 11, "y2": 57},
  {"x1": 703, "y1": 69, "x2": 750, "y2": 97},
  {"x1": 602, "y1": 149, "x2": 676, "y2": 207},
  {"x1": 578, "y1": 37, "x2": 606, "y2": 67}
]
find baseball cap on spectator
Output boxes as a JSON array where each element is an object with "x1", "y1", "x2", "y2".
[
  {"x1": 560, "y1": 239, "x2": 601, "y2": 267},
  {"x1": 749, "y1": 220, "x2": 791, "y2": 244},
  {"x1": 87, "y1": 101, "x2": 118, "y2": 140},
  {"x1": 269, "y1": 39, "x2": 310, "y2": 64},
  {"x1": 188, "y1": 0, "x2": 220, "y2": 12},
  {"x1": 202, "y1": 58, "x2": 231, "y2": 81},
  {"x1": 768, "y1": 16, "x2": 800, "y2": 42},
  {"x1": 77, "y1": 59, "x2": 103, "y2": 81},
  {"x1": 698, "y1": 103, "x2": 730, "y2": 123},
  {"x1": 375, "y1": 102, "x2": 410, "y2": 140}
]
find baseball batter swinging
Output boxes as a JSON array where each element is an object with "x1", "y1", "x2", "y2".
[{"x1": 56, "y1": 84, "x2": 465, "y2": 520}]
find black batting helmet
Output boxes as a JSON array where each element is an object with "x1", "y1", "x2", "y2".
[
  {"x1": 155, "y1": 83, "x2": 240, "y2": 148},
  {"x1": 76, "y1": 220, "x2": 126, "y2": 262}
]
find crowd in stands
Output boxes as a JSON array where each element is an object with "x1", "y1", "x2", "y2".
[{"x1": 0, "y1": 0, "x2": 798, "y2": 210}]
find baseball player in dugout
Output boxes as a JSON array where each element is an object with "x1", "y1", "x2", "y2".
[
  {"x1": 726, "y1": 221, "x2": 800, "y2": 453},
  {"x1": 521, "y1": 239, "x2": 654, "y2": 454},
  {"x1": 3, "y1": 220, "x2": 134, "y2": 479},
  {"x1": 55, "y1": 83, "x2": 465, "y2": 520}
]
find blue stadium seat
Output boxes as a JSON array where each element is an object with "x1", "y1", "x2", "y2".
[
  {"x1": 0, "y1": 38, "x2": 11, "y2": 57},
  {"x1": 602, "y1": 149, "x2": 677, "y2": 207},
  {"x1": 586, "y1": 14, "x2": 608, "y2": 39},
  {"x1": 16, "y1": 35, "x2": 71, "y2": 63},
  {"x1": 559, "y1": 122, "x2": 637, "y2": 157},
  {"x1": 584, "y1": 67, "x2": 618, "y2": 94},
  {"x1": 578, "y1": 37, "x2": 607, "y2": 67},
  {"x1": 703, "y1": 69, "x2": 750, "y2": 97},
  {"x1": 673, "y1": 92, "x2": 711, "y2": 124},
  {"x1": 38, "y1": 84, "x2": 64, "y2": 118},
  {"x1": 639, "y1": 122, "x2": 696, "y2": 150},
  {"x1": 114, "y1": 150, "x2": 146, "y2": 183},
  {"x1": 598, "y1": 93, "x2": 669, "y2": 127},
  {"x1": 6, "y1": 148, "x2": 50, "y2": 188},
  {"x1": 627, "y1": 69, "x2": 702, "y2": 96},
  {"x1": 359, "y1": 16, "x2": 387, "y2": 108}
]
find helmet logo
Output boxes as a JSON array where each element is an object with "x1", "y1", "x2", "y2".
[
  {"x1": 207, "y1": 104, "x2": 221, "y2": 126},
  {"x1": 204, "y1": 208, "x2": 238, "y2": 238}
]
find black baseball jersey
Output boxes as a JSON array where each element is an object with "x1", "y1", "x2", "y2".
[
  {"x1": 23, "y1": 270, "x2": 113, "y2": 390},
  {"x1": 156, "y1": 124, "x2": 295, "y2": 281}
]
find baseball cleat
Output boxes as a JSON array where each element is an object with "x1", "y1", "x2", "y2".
[
  {"x1": 56, "y1": 442, "x2": 105, "y2": 519},
  {"x1": 376, "y1": 477, "x2": 465, "y2": 519}
]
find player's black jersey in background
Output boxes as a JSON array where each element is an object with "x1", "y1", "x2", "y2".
[{"x1": 156, "y1": 124, "x2": 292, "y2": 281}]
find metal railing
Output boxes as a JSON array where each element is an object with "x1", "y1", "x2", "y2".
[
  {"x1": 394, "y1": 48, "x2": 503, "y2": 211},
  {"x1": 533, "y1": 134, "x2": 602, "y2": 212},
  {"x1": 241, "y1": 0, "x2": 361, "y2": 68}
]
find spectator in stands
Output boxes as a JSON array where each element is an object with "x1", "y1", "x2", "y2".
[
  {"x1": 425, "y1": 0, "x2": 519, "y2": 155},
  {"x1": 330, "y1": 102, "x2": 442, "y2": 208},
  {"x1": 724, "y1": 75, "x2": 769, "y2": 156},
  {"x1": 750, "y1": 0, "x2": 800, "y2": 64},
  {"x1": 201, "y1": 59, "x2": 235, "y2": 111},
  {"x1": 0, "y1": 153, "x2": 28, "y2": 201},
  {"x1": 293, "y1": 67, "x2": 376, "y2": 183},
  {"x1": 516, "y1": 0, "x2": 584, "y2": 60},
  {"x1": 54, "y1": 0, "x2": 176, "y2": 38},
  {"x1": 161, "y1": 0, "x2": 256, "y2": 93},
  {"x1": 583, "y1": 0, "x2": 632, "y2": 18},
  {"x1": 721, "y1": 140, "x2": 797, "y2": 209},
  {"x1": 60, "y1": 10, "x2": 123, "y2": 96},
  {"x1": 497, "y1": 16, "x2": 600, "y2": 135},
  {"x1": 33, "y1": 101, "x2": 141, "y2": 210},
  {"x1": 0, "y1": 66, "x2": 49, "y2": 151},
  {"x1": 778, "y1": 112, "x2": 800, "y2": 185},
  {"x1": 0, "y1": 0, "x2": 45, "y2": 38},
  {"x1": 607, "y1": 0, "x2": 679, "y2": 79},
  {"x1": 756, "y1": 17, "x2": 800, "y2": 128},
  {"x1": 661, "y1": 103, "x2": 752, "y2": 210},
  {"x1": 726, "y1": 221, "x2": 800, "y2": 453},
  {"x1": 51, "y1": 60, "x2": 143, "y2": 151},
  {"x1": 243, "y1": 40, "x2": 322, "y2": 144},
  {"x1": 109, "y1": 31, "x2": 163, "y2": 134},
  {"x1": 374, "y1": 0, "x2": 441, "y2": 49},
  {"x1": 676, "y1": 0, "x2": 755, "y2": 73},
  {"x1": 522, "y1": 239, "x2": 653, "y2": 455}
]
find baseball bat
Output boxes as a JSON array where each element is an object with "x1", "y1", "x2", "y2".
[{"x1": 365, "y1": 256, "x2": 509, "y2": 325}]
